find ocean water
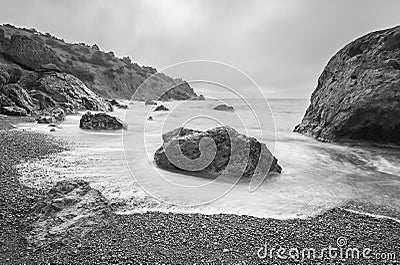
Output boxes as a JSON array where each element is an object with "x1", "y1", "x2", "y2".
[{"x1": 18, "y1": 99, "x2": 400, "y2": 219}]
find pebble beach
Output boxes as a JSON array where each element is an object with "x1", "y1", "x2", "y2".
[{"x1": 0, "y1": 116, "x2": 399, "y2": 264}]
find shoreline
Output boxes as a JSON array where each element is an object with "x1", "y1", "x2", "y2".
[{"x1": 0, "y1": 116, "x2": 399, "y2": 264}]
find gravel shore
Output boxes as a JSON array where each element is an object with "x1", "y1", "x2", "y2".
[{"x1": 0, "y1": 117, "x2": 399, "y2": 264}]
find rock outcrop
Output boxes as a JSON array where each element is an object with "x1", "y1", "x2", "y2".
[
  {"x1": 0, "y1": 61, "x2": 112, "y2": 116},
  {"x1": 213, "y1": 104, "x2": 234, "y2": 112},
  {"x1": 294, "y1": 25, "x2": 400, "y2": 144},
  {"x1": 154, "y1": 126, "x2": 282, "y2": 178},
  {"x1": 108, "y1": 99, "x2": 127, "y2": 109},
  {"x1": 79, "y1": 112, "x2": 127, "y2": 130},
  {"x1": 154, "y1": 105, "x2": 169, "y2": 111}
]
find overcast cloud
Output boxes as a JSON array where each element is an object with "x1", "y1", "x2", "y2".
[{"x1": 1, "y1": 0, "x2": 399, "y2": 98}]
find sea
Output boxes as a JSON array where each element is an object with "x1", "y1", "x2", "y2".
[{"x1": 17, "y1": 99, "x2": 400, "y2": 219}]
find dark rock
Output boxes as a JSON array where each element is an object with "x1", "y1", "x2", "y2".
[
  {"x1": 29, "y1": 72, "x2": 111, "y2": 112},
  {"x1": 145, "y1": 100, "x2": 157, "y2": 106},
  {"x1": 50, "y1": 128, "x2": 56, "y2": 132},
  {"x1": 148, "y1": 116, "x2": 153, "y2": 121},
  {"x1": 154, "y1": 105, "x2": 169, "y2": 111},
  {"x1": 154, "y1": 126, "x2": 282, "y2": 178},
  {"x1": 190, "y1": 94, "x2": 205, "y2": 101},
  {"x1": 79, "y1": 112, "x2": 127, "y2": 130},
  {"x1": 1, "y1": 83, "x2": 35, "y2": 113},
  {"x1": 294, "y1": 25, "x2": 400, "y2": 144},
  {"x1": 108, "y1": 99, "x2": 128, "y2": 109},
  {"x1": 51, "y1": 107, "x2": 66, "y2": 122},
  {"x1": 37, "y1": 116, "x2": 55, "y2": 124},
  {"x1": 213, "y1": 104, "x2": 234, "y2": 112},
  {"x1": 1, "y1": 105, "x2": 27, "y2": 116}
]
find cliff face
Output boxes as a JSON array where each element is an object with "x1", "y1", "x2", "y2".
[
  {"x1": 295, "y1": 25, "x2": 400, "y2": 144},
  {"x1": 0, "y1": 24, "x2": 197, "y2": 102}
]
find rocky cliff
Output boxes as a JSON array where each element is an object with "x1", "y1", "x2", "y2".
[
  {"x1": 0, "y1": 24, "x2": 197, "y2": 116},
  {"x1": 295, "y1": 25, "x2": 400, "y2": 144}
]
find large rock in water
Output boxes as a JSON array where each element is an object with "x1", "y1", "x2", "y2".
[
  {"x1": 154, "y1": 126, "x2": 282, "y2": 178},
  {"x1": 295, "y1": 25, "x2": 400, "y2": 144},
  {"x1": 79, "y1": 112, "x2": 127, "y2": 130}
]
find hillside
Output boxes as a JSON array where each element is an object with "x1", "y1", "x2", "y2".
[{"x1": 0, "y1": 24, "x2": 197, "y2": 102}]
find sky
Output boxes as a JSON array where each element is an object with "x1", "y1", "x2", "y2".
[{"x1": 0, "y1": 0, "x2": 399, "y2": 98}]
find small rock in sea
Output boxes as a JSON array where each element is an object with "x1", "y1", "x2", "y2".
[
  {"x1": 148, "y1": 116, "x2": 154, "y2": 121},
  {"x1": 79, "y1": 111, "x2": 128, "y2": 130},
  {"x1": 50, "y1": 128, "x2": 56, "y2": 132},
  {"x1": 213, "y1": 104, "x2": 234, "y2": 112},
  {"x1": 154, "y1": 105, "x2": 169, "y2": 111},
  {"x1": 154, "y1": 126, "x2": 282, "y2": 178},
  {"x1": 145, "y1": 100, "x2": 157, "y2": 105}
]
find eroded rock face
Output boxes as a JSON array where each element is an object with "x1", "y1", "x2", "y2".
[
  {"x1": 79, "y1": 112, "x2": 127, "y2": 130},
  {"x1": 2, "y1": 83, "x2": 35, "y2": 113},
  {"x1": 154, "y1": 126, "x2": 282, "y2": 178},
  {"x1": 29, "y1": 72, "x2": 111, "y2": 112},
  {"x1": 295, "y1": 25, "x2": 400, "y2": 144}
]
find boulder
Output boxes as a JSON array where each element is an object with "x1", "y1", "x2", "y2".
[
  {"x1": 154, "y1": 105, "x2": 169, "y2": 111},
  {"x1": 108, "y1": 99, "x2": 128, "y2": 109},
  {"x1": 148, "y1": 116, "x2": 153, "y2": 121},
  {"x1": 154, "y1": 126, "x2": 282, "y2": 178},
  {"x1": 79, "y1": 112, "x2": 127, "y2": 130},
  {"x1": 145, "y1": 100, "x2": 157, "y2": 106},
  {"x1": 51, "y1": 107, "x2": 66, "y2": 122},
  {"x1": 213, "y1": 104, "x2": 234, "y2": 112},
  {"x1": 294, "y1": 25, "x2": 400, "y2": 144},
  {"x1": 198, "y1": 94, "x2": 205, "y2": 100},
  {"x1": 37, "y1": 116, "x2": 55, "y2": 124},
  {"x1": 1, "y1": 105, "x2": 27, "y2": 116}
]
